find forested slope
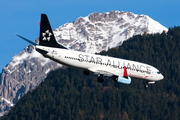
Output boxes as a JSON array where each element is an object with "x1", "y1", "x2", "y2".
[{"x1": 1, "y1": 27, "x2": 180, "y2": 120}]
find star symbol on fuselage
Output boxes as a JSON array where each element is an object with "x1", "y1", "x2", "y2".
[{"x1": 42, "y1": 30, "x2": 52, "y2": 41}]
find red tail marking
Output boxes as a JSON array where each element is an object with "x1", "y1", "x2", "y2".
[
  {"x1": 123, "y1": 66, "x2": 128, "y2": 78},
  {"x1": 39, "y1": 22, "x2": 41, "y2": 28}
]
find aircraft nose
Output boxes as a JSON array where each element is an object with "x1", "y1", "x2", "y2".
[{"x1": 160, "y1": 74, "x2": 164, "y2": 80}]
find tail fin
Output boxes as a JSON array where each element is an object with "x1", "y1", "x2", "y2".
[{"x1": 39, "y1": 14, "x2": 67, "y2": 49}]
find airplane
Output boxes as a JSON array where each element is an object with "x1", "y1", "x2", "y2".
[{"x1": 16, "y1": 14, "x2": 164, "y2": 87}]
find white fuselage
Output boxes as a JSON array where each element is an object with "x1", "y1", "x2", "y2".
[{"x1": 36, "y1": 46, "x2": 164, "y2": 82}]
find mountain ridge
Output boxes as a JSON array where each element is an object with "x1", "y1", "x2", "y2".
[{"x1": 54, "y1": 11, "x2": 167, "y2": 53}]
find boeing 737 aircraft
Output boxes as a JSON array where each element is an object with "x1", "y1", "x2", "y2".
[{"x1": 16, "y1": 14, "x2": 164, "y2": 87}]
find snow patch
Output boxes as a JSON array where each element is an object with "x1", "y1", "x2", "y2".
[
  {"x1": 1, "y1": 97, "x2": 14, "y2": 107},
  {"x1": 45, "y1": 68, "x2": 50, "y2": 74},
  {"x1": 146, "y1": 16, "x2": 168, "y2": 33},
  {"x1": 11, "y1": 52, "x2": 29, "y2": 68},
  {"x1": 10, "y1": 49, "x2": 51, "y2": 69}
]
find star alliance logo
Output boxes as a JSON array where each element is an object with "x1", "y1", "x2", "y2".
[{"x1": 42, "y1": 30, "x2": 52, "y2": 41}]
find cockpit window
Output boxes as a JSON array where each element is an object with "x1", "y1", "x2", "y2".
[{"x1": 157, "y1": 72, "x2": 160, "y2": 74}]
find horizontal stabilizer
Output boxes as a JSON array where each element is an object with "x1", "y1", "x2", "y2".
[{"x1": 16, "y1": 34, "x2": 38, "y2": 46}]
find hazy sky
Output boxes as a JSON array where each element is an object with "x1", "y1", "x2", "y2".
[{"x1": 0, "y1": 0, "x2": 179, "y2": 71}]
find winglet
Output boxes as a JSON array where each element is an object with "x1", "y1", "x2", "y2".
[
  {"x1": 123, "y1": 66, "x2": 128, "y2": 78},
  {"x1": 16, "y1": 34, "x2": 38, "y2": 46}
]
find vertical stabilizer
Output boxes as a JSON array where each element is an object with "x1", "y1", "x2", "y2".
[{"x1": 39, "y1": 14, "x2": 67, "y2": 49}]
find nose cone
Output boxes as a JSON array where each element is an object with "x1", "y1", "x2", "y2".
[{"x1": 160, "y1": 74, "x2": 164, "y2": 80}]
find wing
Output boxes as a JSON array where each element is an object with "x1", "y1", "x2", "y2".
[
  {"x1": 88, "y1": 67, "x2": 122, "y2": 77},
  {"x1": 88, "y1": 66, "x2": 132, "y2": 85}
]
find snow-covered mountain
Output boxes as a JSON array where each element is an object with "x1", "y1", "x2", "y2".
[
  {"x1": 54, "y1": 11, "x2": 167, "y2": 53},
  {"x1": 0, "y1": 11, "x2": 168, "y2": 116}
]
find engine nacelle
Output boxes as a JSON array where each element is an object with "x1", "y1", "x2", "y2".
[{"x1": 117, "y1": 76, "x2": 131, "y2": 84}]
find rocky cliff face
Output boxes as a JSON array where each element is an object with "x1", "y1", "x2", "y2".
[
  {"x1": 0, "y1": 40, "x2": 61, "y2": 116},
  {"x1": 54, "y1": 11, "x2": 167, "y2": 53},
  {"x1": 0, "y1": 11, "x2": 168, "y2": 116}
]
